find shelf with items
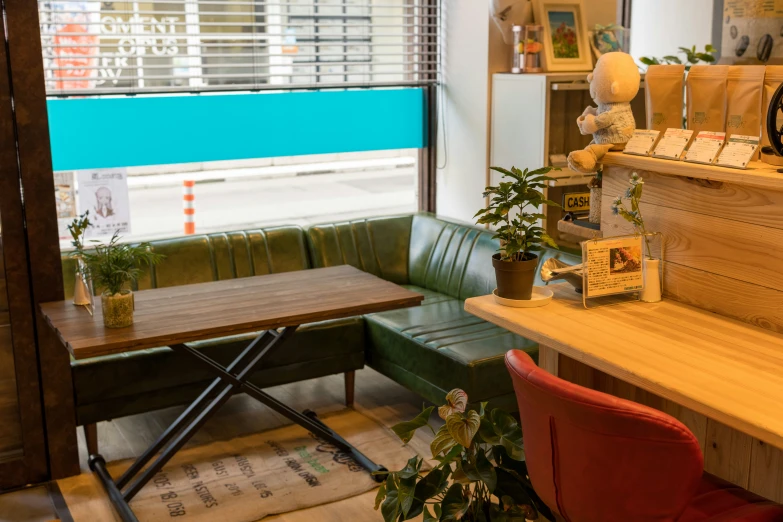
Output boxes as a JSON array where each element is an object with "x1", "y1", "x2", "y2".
[{"x1": 602, "y1": 152, "x2": 783, "y2": 192}]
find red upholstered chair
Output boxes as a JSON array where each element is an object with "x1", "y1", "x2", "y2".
[{"x1": 505, "y1": 349, "x2": 783, "y2": 522}]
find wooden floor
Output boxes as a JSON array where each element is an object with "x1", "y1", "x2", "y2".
[{"x1": 52, "y1": 367, "x2": 439, "y2": 521}]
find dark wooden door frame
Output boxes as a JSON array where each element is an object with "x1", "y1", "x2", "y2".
[
  {"x1": 417, "y1": 0, "x2": 438, "y2": 213},
  {"x1": 3, "y1": 0, "x2": 80, "y2": 479},
  {"x1": 0, "y1": 4, "x2": 49, "y2": 487}
]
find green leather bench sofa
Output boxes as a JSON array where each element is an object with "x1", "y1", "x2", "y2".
[{"x1": 61, "y1": 213, "x2": 579, "y2": 453}]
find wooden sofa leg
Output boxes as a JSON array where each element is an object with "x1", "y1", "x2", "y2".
[
  {"x1": 84, "y1": 423, "x2": 98, "y2": 457},
  {"x1": 344, "y1": 371, "x2": 355, "y2": 407}
]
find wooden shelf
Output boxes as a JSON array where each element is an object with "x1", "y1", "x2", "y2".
[{"x1": 603, "y1": 152, "x2": 783, "y2": 192}]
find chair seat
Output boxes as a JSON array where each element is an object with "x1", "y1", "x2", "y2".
[
  {"x1": 364, "y1": 285, "x2": 538, "y2": 406},
  {"x1": 678, "y1": 474, "x2": 783, "y2": 522}
]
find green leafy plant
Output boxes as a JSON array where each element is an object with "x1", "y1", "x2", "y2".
[
  {"x1": 640, "y1": 44, "x2": 717, "y2": 70},
  {"x1": 67, "y1": 211, "x2": 91, "y2": 252},
  {"x1": 611, "y1": 172, "x2": 653, "y2": 259},
  {"x1": 80, "y1": 232, "x2": 164, "y2": 296},
  {"x1": 375, "y1": 389, "x2": 553, "y2": 522},
  {"x1": 474, "y1": 166, "x2": 560, "y2": 262}
]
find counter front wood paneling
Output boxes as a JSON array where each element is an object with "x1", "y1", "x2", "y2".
[{"x1": 602, "y1": 154, "x2": 783, "y2": 335}]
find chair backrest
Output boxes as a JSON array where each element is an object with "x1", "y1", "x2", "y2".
[{"x1": 505, "y1": 350, "x2": 704, "y2": 522}]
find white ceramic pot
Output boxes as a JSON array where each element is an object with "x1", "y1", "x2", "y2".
[{"x1": 641, "y1": 258, "x2": 662, "y2": 303}]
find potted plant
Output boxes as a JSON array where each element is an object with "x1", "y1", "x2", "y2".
[
  {"x1": 610, "y1": 172, "x2": 661, "y2": 302},
  {"x1": 375, "y1": 388, "x2": 552, "y2": 521},
  {"x1": 475, "y1": 166, "x2": 560, "y2": 301},
  {"x1": 67, "y1": 211, "x2": 92, "y2": 306},
  {"x1": 79, "y1": 232, "x2": 164, "y2": 328}
]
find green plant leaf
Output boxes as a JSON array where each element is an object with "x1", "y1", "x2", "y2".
[
  {"x1": 399, "y1": 475, "x2": 417, "y2": 517},
  {"x1": 440, "y1": 484, "x2": 470, "y2": 521},
  {"x1": 446, "y1": 411, "x2": 481, "y2": 448},
  {"x1": 431, "y1": 424, "x2": 457, "y2": 458},
  {"x1": 374, "y1": 481, "x2": 386, "y2": 511},
  {"x1": 381, "y1": 476, "x2": 400, "y2": 522},
  {"x1": 404, "y1": 468, "x2": 449, "y2": 520},
  {"x1": 494, "y1": 468, "x2": 535, "y2": 516},
  {"x1": 422, "y1": 506, "x2": 437, "y2": 522},
  {"x1": 434, "y1": 443, "x2": 463, "y2": 467},
  {"x1": 397, "y1": 456, "x2": 422, "y2": 480},
  {"x1": 392, "y1": 406, "x2": 434, "y2": 444},
  {"x1": 479, "y1": 410, "x2": 524, "y2": 460},
  {"x1": 438, "y1": 389, "x2": 468, "y2": 420},
  {"x1": 460, "y1": 448, "x2": 498, "y2": 492}
]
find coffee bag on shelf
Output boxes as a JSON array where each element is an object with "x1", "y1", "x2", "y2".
[
  {"x1": 645, "y1": 64, "x2": 685, "y2": 131},
  {"x1": 726, "y1": 65, "x2": 764, "y2": 139},
  {"x1": 686, "y1": 65, "x2": 729, "y2": 134}
]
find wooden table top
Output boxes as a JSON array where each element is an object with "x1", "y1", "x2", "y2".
[
  {"x1": 41, "y1": 265, "x2": 423, "y2": 360},
  {"x1": 465, "y1": 284, "x2": 783, "y2": 449}
]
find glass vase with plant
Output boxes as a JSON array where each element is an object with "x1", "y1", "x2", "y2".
[
  {"x1": 67, "y1": 211, "x2": 93, "y2": 305},
  {"x1": 474, "y1": 166, "x2": 560, "y2": 301},
  {"x1": 611, "y1": 172, "x2": 661, "y2": 302},
  {"x1": 374, "y1": 388, "x2": 552, "y2": 522},
  {"x1": 80, "y1": 232, "x2": 164, "y2": 328}
]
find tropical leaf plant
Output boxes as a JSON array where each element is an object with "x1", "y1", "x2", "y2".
[
  {"x1": 640, "y1": 44, "x2": 717, "y2": 71},
  {"x1": 474, "y1": 166, "x2": 560, "y2": 262},
  {"x1": 375, "y1": 388, "x2": 553, "y2": 521},
  {"x1": 79, "y1": 232, "x2": 164, "y2": 295}
]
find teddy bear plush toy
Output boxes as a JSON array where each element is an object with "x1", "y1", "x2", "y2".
[{"x1": 567, "y1": 52, "x2": 640, "y2": 173}]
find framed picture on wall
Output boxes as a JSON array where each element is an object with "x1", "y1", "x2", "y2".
[{"x1": 532, "y1": 0, "x2": 593, "y2": 72}]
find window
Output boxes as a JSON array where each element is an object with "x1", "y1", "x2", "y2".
[{"x1": 38, "y1": 0, "x2": 439, "y2": 95}]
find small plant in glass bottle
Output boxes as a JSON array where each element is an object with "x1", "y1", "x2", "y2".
[
  {"x1": 611, "y1": 172, "x2": 661, "y2": 302},
  {"x1": 80, "y1": 233, "x2": 164, "y2": 328},
  {"x1": 68, "y1": 211, "x2": 92, "y2": 306}
]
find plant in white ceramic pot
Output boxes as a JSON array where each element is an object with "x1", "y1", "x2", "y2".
[
  {"x1": 610, "y1": 172, "x2": 661, "y2": 302},
  {"x1": 80, "y1": 233, "x2": 164, "y2": 328},
  {"x1": 475, "y1": 166, "x2": 560, "y2": 301}
]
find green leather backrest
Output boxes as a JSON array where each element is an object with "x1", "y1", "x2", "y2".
[
  {"x1": 61, "y1": 226, "x2": 310, "y2": 297},
  {"x1": 409, "y1": 214, "x2": 499, "y2": 300},
  {"x1": 306, "y1": 215, "x2": 412, "y2": 285}
]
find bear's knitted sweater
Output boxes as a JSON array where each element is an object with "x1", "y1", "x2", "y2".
[{"x1": 592, "y1": 101, "x2": 635, "y2": 145}]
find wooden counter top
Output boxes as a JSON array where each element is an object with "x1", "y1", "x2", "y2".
[
  {"x1": 465, "y1": 284, "x2": 783, "y2": 450},
  {"x1": 603, "y1": 152, "x2": 783, "y2": 192}
]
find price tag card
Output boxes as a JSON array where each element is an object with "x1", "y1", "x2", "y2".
[
  {"x1": 623, "y1": 129, "x2": 660, "y2": 156},
  {"x1": 715, "y1": 135, "x2": 760, "y2": 169},
  {"x1": 652, "y1": 128, "x2": 693, "y2": 160},
  {"x1": 684, "y1": 131, "x2": 726, "y2": 165}
]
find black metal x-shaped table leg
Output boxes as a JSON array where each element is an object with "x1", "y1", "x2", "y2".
[{"x1": 89, "y1": 325, "x2": 386, "y2": 522}]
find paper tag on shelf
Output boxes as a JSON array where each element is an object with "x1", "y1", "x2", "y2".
[
  {"x1": 684, "y1": 131, "x2": 726, "y2": 165},
  {"x1": 652, "y1": 128, "x2": 693, "y2": 160},
  {"x1": 715, "y1": 135, "x2": 760, "y2": 169},
  {"x1": 623, "y1": 129, "x2": 660, "y2": 156}
]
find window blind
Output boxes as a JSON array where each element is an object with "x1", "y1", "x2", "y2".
[{"x1": 38, "y1": 0, "x2": 439, "y2": 96}]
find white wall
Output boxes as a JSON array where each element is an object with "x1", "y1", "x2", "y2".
[
  {"x1": 435, "y1": 1, "x2": 490, "y2": 222},
  {"x1": 629, "y1": 0, "x2": 715, "y2": 61}
]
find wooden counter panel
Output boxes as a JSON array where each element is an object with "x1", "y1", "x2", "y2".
[
  {"x1": 601, "y1": 195, "x2": 783, "y2": 292},
  {"x1": 549, "y1": 349, "x2": 783, "y2": 500},
  {"x1": 603, "y1": 167, "x2": 783, "y2": 230}
]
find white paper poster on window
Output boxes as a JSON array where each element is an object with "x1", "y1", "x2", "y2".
[
  {"x1": 77, "y1": 168, "x2": 131, "y2": 238},
  {"x1": 54, "y1": 171, "x2": 77, "y2": 240}
]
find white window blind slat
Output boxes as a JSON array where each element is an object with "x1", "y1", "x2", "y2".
[{"x1": 38, "y1": 0, "x2": 440, "y2": 96}]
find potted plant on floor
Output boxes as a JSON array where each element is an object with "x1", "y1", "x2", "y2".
[
  {"x1": 475, "y1": 166, "x2": 560, "y2": 301},
  {"x1": 79, "y1": 232, "x2": 164, "y2": 328},
  {"x1": 375, "y1": 388, "x2": 552, "y2": 521}
]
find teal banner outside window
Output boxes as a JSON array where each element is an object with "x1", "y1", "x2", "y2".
[{"x1": 47, "y1": 88, "x2": 426, "y2": 171}]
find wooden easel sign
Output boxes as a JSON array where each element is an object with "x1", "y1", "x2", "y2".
[{"x1": 581, "y1": 234, "x2": 644, "y2": 308}]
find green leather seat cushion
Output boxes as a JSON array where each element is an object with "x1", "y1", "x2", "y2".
[
  {"x1": 72, "y1": 317, "x2": 364, "y2": 424},
  {"x1": 365, "y1": 285, "x2": 538, "y2": 405}
]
